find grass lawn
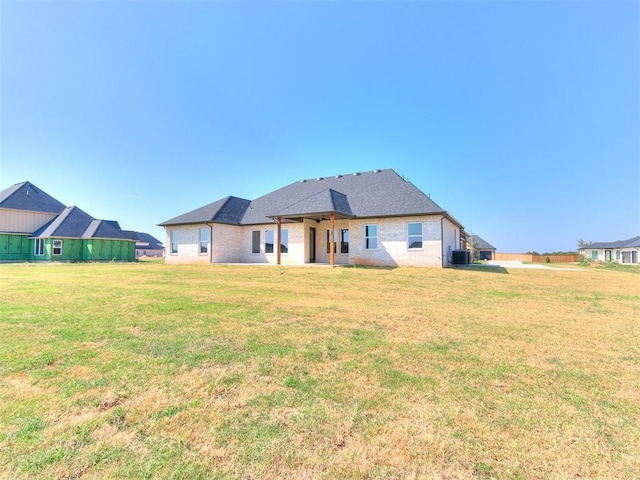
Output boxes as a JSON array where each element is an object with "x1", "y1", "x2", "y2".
[{"x1": 0, "y1": 262, "x2": 638, "y2": 479}]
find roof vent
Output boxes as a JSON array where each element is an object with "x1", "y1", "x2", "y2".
[
  {"x1": 335, "y1": 175, "x2": 342, "y2": 178},
  {"x1": 316, "y1": 177, "x2": 324, "y2": 181},
  {"x1": 374, "y1": 169, "x2": 381, "y2": 173},
  {"x1": 353, "y1": 172, "x2": 360, "y2": 176},
  {"x1": 300, "y1": 179, "x2": 307, "y2": 183}
]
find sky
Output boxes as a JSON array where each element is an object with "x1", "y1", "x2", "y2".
[{"x1": 1, "y1": 0, "x2": 638, "y2": 253}]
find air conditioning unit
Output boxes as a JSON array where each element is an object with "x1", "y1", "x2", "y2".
[{"x1": 451, "y1": 249, "x2": 471, "y2": 266}]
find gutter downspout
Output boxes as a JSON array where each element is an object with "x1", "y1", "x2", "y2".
[
  {"x1": 441, "y1": 216, "x2": 445, "y2": 268},
  {"x1": 277, "y1": 217, "x2": 282, "y2": 265},
  {"x1": 206, "y1": 223, "x2": 213, "y2": 264}
]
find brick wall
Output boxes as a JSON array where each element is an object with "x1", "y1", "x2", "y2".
[
  {"x1": 348, "y1": 216, "x2": 446, "y2": 267},
  {"x1": 164, "y1": 215, "x2": 460, "y2": 268}
]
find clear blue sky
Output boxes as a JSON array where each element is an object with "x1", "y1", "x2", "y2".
[{"x1": 1, "y1": 1, "x2": 638, "y2": 253}]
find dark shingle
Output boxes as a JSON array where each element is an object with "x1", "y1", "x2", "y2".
[
  {"x1": 33, "y1": 207, "x2": 133, "y2": 241},
  {"x1": 32, "y1": 206, "x2": 94, "y2": 238},
  {"x1": 122, "y1": 231, "x2": 164, "y2": 248},
  {"x1": 582, "y1": 236, "x2": 640, "y2": 250},
  {"x1": 272, "y1": 188, "x2": 354, "y2": 219},
  {"x1": 242, "y1": 169, "x2": 448, "y2": 225},
  {"x1": 470, "y1": 235, "x2": 496, "y2": 250},
  {"x1": 0, "y1": 181, "x2": 66, "y2": 214},
  {"x1": 84, "y1": 220, "x2": 132, "y2": 240},
  {"x1": 159, "y1": 169, "x2": 460, "y2": 228},
  {"x1": 159, "y1": 196, "x2": 251, "y2": 226}
]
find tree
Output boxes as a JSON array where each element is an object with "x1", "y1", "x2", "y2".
[
  {"x1": 467, "y1": 231, "x2": 480, "y2": 262},
  {"x1": 577, "y1": 239, "x2": 592, "y2": 249}
]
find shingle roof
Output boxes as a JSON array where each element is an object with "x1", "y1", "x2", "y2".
[
  {"x1": 158, "y1": 196, "x2": 251, "y2": 226},
  {"x1": 470, "y1": 235, "x2": 496, "y2": 250},
  {"x1": 272, "y1": 188, "x2": 354, "y2": 219},
  {"x1": 83, "y1": 220, "x2": 132, "y2": 240},
  {"x1": 32, "y1": 206, "x2": 134, "y2": 240},
  {"x1": 122, "y1": 231, "x2": 164, "y2": 249},
  {"x1": 159, "y1": 169, "x2": 459, "y2": 227},
  {"x1": 33, "y1": 206, "x2": 94, "y2": 238},
  {"x1": 0, "y1": 181, "x2": 66, "y2": 214},
  {"x1": 579, "y1": 236, "x2": 640, "y2": 250}
]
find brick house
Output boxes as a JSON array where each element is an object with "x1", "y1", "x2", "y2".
[{"x1": 159, "y1": 169, "x2": 464, "y2": 267}]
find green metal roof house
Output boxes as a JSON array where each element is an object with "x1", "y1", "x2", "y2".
[
  {"x1": 0, "y1": 181, "x2": 136, "y2": 262},
  {"x1": 159, "y1": 169, "x2": 465, "y2": 267}
]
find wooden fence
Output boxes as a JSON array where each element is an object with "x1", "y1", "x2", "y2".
[{"x1": 495, "y1": 253, "x2": 580, "y2": 263}]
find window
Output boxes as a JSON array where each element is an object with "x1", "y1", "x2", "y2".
[
  {"x1": 280, "y1": 229, "x2": 289, "y2": 254},
  {"x1": 265, "y1": 229, "x2": 274, "y2": 254},
  {"x1": 407, "y1": 222, "x2": 423, "y2": 249},
  {"x1": 34, "y1": 239, "x2": 44, "y2": 256},
  {"x1": 199, "y1": 228, "x2": 208, "y2": 254},
  {"x1": 171, "y1": 230, "x2": 179, "y2": 254},
  {"x1": 591, "y1": 250, "x2": 598, "y2": 260},
  {"x1": 252, "y1": 231, "x2": 260, "y2": 254},
  {"x1": 340, "y1": 229, "x2": 349, "y2": 254},
  {"x1": 364, "y1": 225, "x2": 378, "y2": 250},
  {"x1": 326, "y1": 229, "x2": 337, "y2": 254},
  {"x1": 52, "y1": 239, "x2": 62, "y2": 256},
  {"x1": 616, "y1": 250, "x2": 621, "y2": 261}
]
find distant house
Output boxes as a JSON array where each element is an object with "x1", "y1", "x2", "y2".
[
  {"x1": 124, "y1": 231, "x2": 165, "y2": 257},
  {"x1": 578, "y1": 236, "x2": 640, "y2": 264},
  {"x1": 0, "y1": 181, "x2": 135, "y2": 262},
  {"x1": 468, "y1": 234, "x2": 496, "y2": 261},
  {"x1": 159, "y1": 169, "x2": 465, "y2": 267}
]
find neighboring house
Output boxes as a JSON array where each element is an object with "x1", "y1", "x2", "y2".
[
  {"x1": 159, "y1": 169, "x2": 465, "y2": 267},
  {"x1": 0, "y1": 181, "x2": 136, "y2": 262},
  {"x1": 467, "y1": 234, "x2": 496, "y2": 261},
  {"x1": 123, "y1": 231, "x2": 165, "y2": 257},
  {"x1": 578, "y1": 236, "x2": 640, "y2": 264}
]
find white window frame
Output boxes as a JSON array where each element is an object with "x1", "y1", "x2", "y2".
[
  {"x1": 364, "y1": 224, "x2": 378, "y2": 250},
  {"x1": 34, "y1": 238, "x2": 45, "y2": 256},
  {"x1": 52, "y1": 239, "x2": 63, "y2": 256},
  {"x1": 407, "y1": 222, "x2": 423, "y2": 250},
  {"x1": 171, "y1": 230, "x2": 179, "y2": 255},
  {"x1": 199, "y1": 228, "x2": 209, "y2": 255}
]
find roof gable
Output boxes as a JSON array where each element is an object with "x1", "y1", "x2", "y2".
[
  {"x1": 32, "y1": 206, "x2": 133, "y2": 241},
  {"x1": 33, "y1": 206, "x2": 94, "y2": 238},
  {"x1": 159, "y1": 196, "x2": 251, "y2": 226},
  {"x1": 0, "y1": 181, "x2": 66, "y2": 214},
  {"x1": 241, "y1": 169, "x2": 447, "y2": 225},
  {"x1": 83, "y1": 220, "x2": 132, "y2": 240},
  {"x1": 470, "y1": 234, "x2": 496, "y2": 250},
  {"x1": 159, "y1": 169, "x2": 459, "y2": 228},
  {"x1": 272, "y1": 188, "x2": 354, "y2": 219}
]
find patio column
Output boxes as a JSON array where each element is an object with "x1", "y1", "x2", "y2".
[
  {"x1": 329, "y1": 213, "x2": 335, "y2": 267},
  {"x1": 276, "y1": 216, "x2": 282, "y2": 265}
]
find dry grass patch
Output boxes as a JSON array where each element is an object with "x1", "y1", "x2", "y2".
[{"x1": 0, "y1": 262, "x2": 638, "y2": 478}]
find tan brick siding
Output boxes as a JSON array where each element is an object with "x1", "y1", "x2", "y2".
[
  {"x1": 163, "y1": 215, "x2": 460, "y2": 268},
  {"x1": 348, "y1": 216, "x2": 445, "y2": 267}
]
